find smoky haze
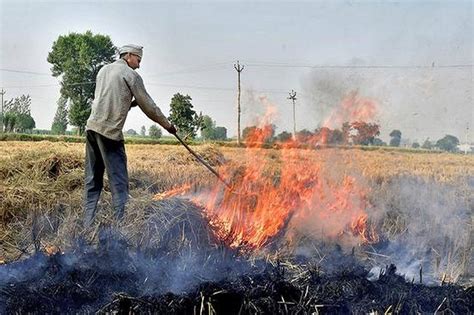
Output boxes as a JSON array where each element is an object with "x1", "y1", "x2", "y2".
[{"x1": 0, "y1": 1, "x2": 471, "y2": 142}]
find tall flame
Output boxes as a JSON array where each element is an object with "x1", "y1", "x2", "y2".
[
  {"x1": 323, "y1": 90, "x2": 378, "y2": 129},
  {"x1": 158, "y1": 93, "x2": 380, "y2": 250}
]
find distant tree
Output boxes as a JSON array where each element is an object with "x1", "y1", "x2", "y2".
[
  {"x1": 242, "y1": 126, "x2": 257, "y2": 140},
  {"x1": 314, "y1": 127, "x2": 345, "y2": 145},
  {"x1": 436, "y1": 135, "x2": 459, "y2": 152},
  {"x1": 200, "y1": 115, "x2": 216, "y2": 140},
  {"x1": 389, "y1": 129, "x2": 402, "y2": 147},
  {"x1": 346, "y1": 121, "x2": 380, "y2": 145},
  {"x1": 412, "y1": 142, "x2": 420, "y2": 148},
  {"x1": 149, "y1": 124, "x2": 162, "y2": 138},
  {"x1": 168, "y1": 93, "x2": 199, "y2": 139},
  {"x1": 421, "y1": 138, "x2": 432, "y2": 150},
  {"x1": 51, "y1": 96, "x2": 68, "y2": 134},
  {"x1": 16, "y1": 114, "x2": 36, "y2": 132},
  {"x1": 329, "y1": 129, "x2": 344, "y2": 144},
  {"x1": 125, "y1": 129, "x2": 137, "y2": 136},
  {"x1": 199, "y1": 115, "x2": 227, "y2": 141},
  {"x1": 341, "y1": 122, "x2": 352, "y2": 144},
  {"x1": 3, "y1": 95, "x2": 36, "y2": 133},
  {"x1": 47, "y1": 31, "x2": 116, "y2": 135},
  {"x1": 276, "y1": 131, "x2": 292, "y2": 142},
  {"x1": 140, "y1": 125, "x2": 146, "y2": 137},
  {"x1": 296, "y1": 129, "x2": 314, "y2": 143},
  {"x1": 373, "y1": 138, "x2": 386, "y2": 146},
  {"x1": 243, "y1": 124, "x2": 275, "y2": 144},
  {"x1": 3, "y1": 112, "x2": 16, "y2": 133},
  {"x1": 214, "y1": 127, "x2": 227, "y2": 140}
]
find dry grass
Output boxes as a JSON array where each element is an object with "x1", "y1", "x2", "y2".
[{"x1": 0, "y1": 141, "x2": 472, "y2": 284}]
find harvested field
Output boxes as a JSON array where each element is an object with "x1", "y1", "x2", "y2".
[{"x1": 0, "y1": 140, "x2": 473, "y2": 313}]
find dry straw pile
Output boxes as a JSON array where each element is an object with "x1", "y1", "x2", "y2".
[{"x1": 0, "y1": 141, "x2": 472, "y2": 284}]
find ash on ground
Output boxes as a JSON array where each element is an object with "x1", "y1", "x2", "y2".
[{"x1": 0, "y1": 199, "x2": 472, "y2": 314}]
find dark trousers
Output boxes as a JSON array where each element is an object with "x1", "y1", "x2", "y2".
[{"x1": 84, "y1": 130, "x2": 129, "y2": 227}]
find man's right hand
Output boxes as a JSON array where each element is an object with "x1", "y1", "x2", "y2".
[{"x1": 166, "y1": 124, "x2": 177, "y2": 135}]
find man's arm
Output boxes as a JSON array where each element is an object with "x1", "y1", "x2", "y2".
[{"x1": 128, "y1": 75, "x2": 175, "y2": 132}]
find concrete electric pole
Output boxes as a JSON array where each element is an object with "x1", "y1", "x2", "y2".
[
  {"x1": 288, "y1": 89, "x2": 297, "y2": 139},
  {"x1": 0, "y1": 88, "x2": 5, "y2": 133},
  {"x1": 234, "y1": 61, "x2": 244, "y2": 145}
]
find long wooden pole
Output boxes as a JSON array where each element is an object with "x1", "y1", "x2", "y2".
[{"x1": 174, "y1": 133, "x2": 231, "y2": 189}]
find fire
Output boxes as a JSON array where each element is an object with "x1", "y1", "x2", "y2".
[
  {"x1": 322, "y1": 90, "x2": 378, "y2": 129},
  {"x1": 193, "y1": 132, "x2": 378, "y2": 249},
  {"x1": 44, "y1": 244, "x2": 61, "y2": 256},
  {"x1": 153, "y1": 183, "x2": 193, "y2": 201},
  {"x1": 156, "y1": 94, "x2": 380, "y2": 250},
  {"x1": 350, "y1": 215, "x2": 379, "y2": 244}
]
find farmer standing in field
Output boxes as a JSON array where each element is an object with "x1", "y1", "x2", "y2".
[{"x1": 83, "y1": 44, "x2": 177, "y2": 227}]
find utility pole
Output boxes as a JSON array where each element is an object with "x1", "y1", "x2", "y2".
[
  {"x1": 234, "y1": 61, "x2": 244, "y2": 145},
  {"x1": 288, "y1": 89, "x2": 297, "y2": 139},
  {"x1": 465, "y1": 123, "x2": 470, "y2": 154},
  {"x1": 0, "y1": 88, "x2": 5, "y2": 133}
]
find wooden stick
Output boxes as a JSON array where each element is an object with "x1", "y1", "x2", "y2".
[{"x1": 175, "y1": 133, "x2": 232, "y2": 189}]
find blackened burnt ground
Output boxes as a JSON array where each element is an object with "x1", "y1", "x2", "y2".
[{"x1": 1, "y1": 236, "x2": 472, "y2": 314}]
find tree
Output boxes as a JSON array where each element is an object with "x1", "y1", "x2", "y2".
[
  {"x1": 329, "y1": 129, "x2": 344, "y2": 145},
  {"x1": 140, "y1": 126, "x2": 146, "y2": 137},
  {"x1": 373, "y1": 138, "x2": 386, "y2": 146},
  {"x1": 412, "y1": 142, "x2": 420, "y2": 148},
  {"x1": 243, "y1": 124, "x2": 275, "y2": 144},
  {"x1": 422, "y1": 138, "x2": 432, "y2": 150},
  {"x1": 47, "y1": 31, "x2": 116, "y2": 135},
  {"x1": 296, "y1": 129, "x2": 314, "y2": 143},
  {"x1": 214, "y1": 126, "x2": 227, "y2": 140},
  {"x1": 51, "y1": 96, "x2": 68, "y2": 134},
  {"x1": 276, "y1": 131, "x2": 292, "y2": 142},
  {"x1": 149, "y1": 124, "x2": 162, "y2": 138},
  {"x1": 125, "y1": 129, "x2": 137, "y2": 136},
  {"x1": 242, "y1": 126, "x2": 257, "y2": 140},
  {"x1": 313, "y1": 127, "x2": 344, "y2": 145},
  {"x1": 199, "y1": 115, "x2": 227, "y2": 141},
  {"x1": 344, "y1": 121, "x2": 380, "y2": 145},
  {"x1": 436, "y1": 135, "x2": 459, "y2": 152},
  {"x1": 200, "y1": 115, "x2": 216, "y2": 140},
  {"x1": 16, "y1": 114, "x2": 35, "y2": 132},
  {"x1": 168, "y1": 93, "x2": 199, "y2": 139},
  {"x1": 3, "y1": 95, "x2": 36, "y2": 133},
  {"x1": 389, "y1": 129, "x2": 402, "y2": 147}
]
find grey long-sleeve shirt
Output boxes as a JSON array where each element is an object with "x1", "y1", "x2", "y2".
[{"x1": 86, "y1": 59, "x2": 172, "y2": 141}]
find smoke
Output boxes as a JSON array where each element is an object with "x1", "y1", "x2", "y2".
[
  {"x1": 301, "y1": 69, "x2": 370, "y2": 126},
  {"x1": 0, "y1": 199, "x2": 270, "y2": 313},
  {"x1": 279, "y1": 150, "x2": 374, "y2": 254},
  {"x1": 301, "y1": 66, "x2": 472, "y2": 142},
  {"x1": 368, "y1": 175, "x2": 472, "y2": 284},
  {"x1": 283, "y1": 171, "x2": 472, "y2": 284}
]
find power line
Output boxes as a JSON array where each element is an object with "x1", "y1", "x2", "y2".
[
  {"x1": 241, "y1": 62, "x2": 473, "y2": 69},
  {"x1": 147, "y1": 82, "x2": 234, "y2": 91},
  {"x1": 0, "y1": 68, "x2": 51, "y2": 76},
  {"x1": 151, "y1": 61, "x2": 233, "y2": 77},
  {"x1": 1, "y1": 81, "x2": 95, "y2": 89}
]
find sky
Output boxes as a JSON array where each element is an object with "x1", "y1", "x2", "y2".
[{"x1": 0, "y1": 0, "x2": 472, "y2": 143}]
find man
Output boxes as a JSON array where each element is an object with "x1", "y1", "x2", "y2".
[{"x1": 83, "y1": 44, "x2": 177, "y2": 227}]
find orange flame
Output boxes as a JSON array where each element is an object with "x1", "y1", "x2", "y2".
[
  {"x1": 323, "y1": 90, "x2": 379, "y2": 129},
  {"x1": 153, "y1": 183, "x2": 193, "y2": 201},
  {"x1": 195, "y1": 134, "x2": 378, "y2": 249},
  {"x1": 157, "y1": 93, "x2": 380, "y2": 250}
]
